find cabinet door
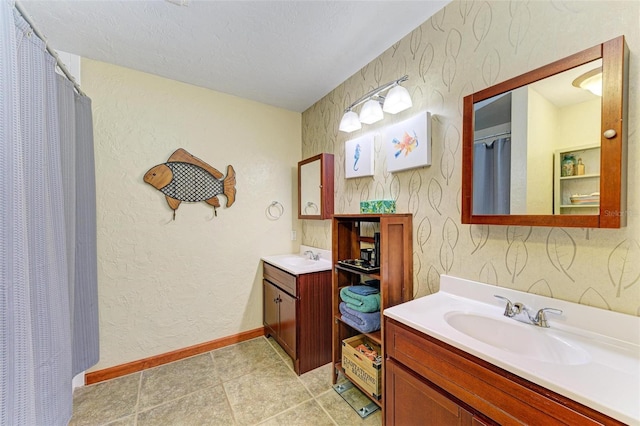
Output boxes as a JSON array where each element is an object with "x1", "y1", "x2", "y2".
[
  {"x1": 263, "y1": 280, "x2": 279, "y2": 337},
  {"x1": 278, "y1": 290, "x2": 297, "y2": 357},
  {"x1": 386, "y1": 360, "x2": 472, "y2": 426}
]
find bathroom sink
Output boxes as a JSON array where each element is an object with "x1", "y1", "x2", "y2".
[
  {"x1": 384, "y1": 275, "x2": 640, "y2": 424},
  {"x1": 262, "y1": 248, "x2": 332, "y2": 275},
  {"x1": 444, "y1": 311, "x2": 590, "y2": 365},
  {"x1": 279, "y1": 256, "x2": 317, "y2": 267}
]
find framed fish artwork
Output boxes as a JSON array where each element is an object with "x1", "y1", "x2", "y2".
[
  {"x1": 384, "y1": 111, "x2": 431, "y2": 173},
  {"x1": 345, "y1": 134, "x2": 375, "y2": 179},
  {"x1": 144, "y1": 148, "x2": 236, "y2": 219}
]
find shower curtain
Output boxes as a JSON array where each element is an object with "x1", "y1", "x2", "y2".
[
  {"x1": 1, "y1": 2, "x2": 98, "y2": 425},
  {"x1": 473, "y1": 137, "x2": 511, "y2": 215}
]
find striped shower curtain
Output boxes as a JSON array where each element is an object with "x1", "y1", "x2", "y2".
[{"x1": 1, "y1": 2, "x2": 98, "y2": 425}]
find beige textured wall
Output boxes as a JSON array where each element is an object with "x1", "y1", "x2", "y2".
[
  {"x1": 83, "y1": 59, "x2": 301, "y2": 370},
  {"x1": 301, "y1": 1, "x2": 640, "y2": 316}
]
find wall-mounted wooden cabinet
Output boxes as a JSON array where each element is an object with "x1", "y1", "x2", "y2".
[
  {"x1": 298, "y1": 153, "x2": 334, "y2": 219},
  {"x1": 462, "y1": 35, "x2": 628, "y2": 228}
]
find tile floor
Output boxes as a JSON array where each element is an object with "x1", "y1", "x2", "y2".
[{"x1": 70, "y1": 337, "x2": 382, "y2": 426}]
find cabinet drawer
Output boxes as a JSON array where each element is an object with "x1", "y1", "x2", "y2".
[
  {"x1": 263, "y1": 262, "x2": 297, "y2": 297},
  {"x1": 385, "y1": 319, "x2": 619, "y2": 425}
]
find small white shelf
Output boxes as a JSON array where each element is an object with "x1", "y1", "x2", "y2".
[
  {"x1": 559, "y1": 173, "x2": 600, "y2": 180},
  {"x1": 554, "y1": 144, "x2": 601, "y2": 215},
  {"x1": 560, "y1": 204, "x2": 599, "y2": 208}
]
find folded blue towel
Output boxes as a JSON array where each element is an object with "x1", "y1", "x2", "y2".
[
  {"x1": 348, "y1": 285, "x2": 379, "y2": 296},
  {"x1": 340, "y1": 287, "x2": 380, "y2": 313},
  {"x1": 339, "y1": 302, "x2": 380, "y2": 333}
]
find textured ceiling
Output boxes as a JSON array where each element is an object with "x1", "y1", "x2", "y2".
[{"x1": 19, "y1": 1, "x2": 450, "y2": 112}]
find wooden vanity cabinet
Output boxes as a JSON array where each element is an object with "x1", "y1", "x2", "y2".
[
  {"x1": 263, "y1": 278, "x2": 296, "y2": 357},
  {"x1": 385, "y1": 360, "x2": 481, "y2": 426},
  {"x1": 263, "y1": 262, "x2": 332, "y2": 375},
  {"x1": 384, "y1": 318, "x2": 624, "y2": 425}
]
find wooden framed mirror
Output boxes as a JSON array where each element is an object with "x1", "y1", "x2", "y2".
[
  {"x1": 462, "y1": 35, "x2": 628, "y2": 228},
  {"x1": 298, "y1": 153, "x2": 334, "y2": 219}
]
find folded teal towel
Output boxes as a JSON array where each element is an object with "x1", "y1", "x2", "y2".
[
  {"x1": 348, "y1": 285, "x2": 379, "y2": 296},
  {"x1": 340, "y1": 287, "x2": 380, "y2": 313}
]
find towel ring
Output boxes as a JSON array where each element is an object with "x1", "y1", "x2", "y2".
[
  {"x1": 266, "y1": 201, "x2": 284, "y2": 220},
  {"x1": 304, "y1": 201, "x2": 319, "y2": 215}
]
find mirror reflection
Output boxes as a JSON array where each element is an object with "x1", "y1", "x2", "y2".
[
  {"x1": 472, "y1": 59, "x2": 602, "y2": 215},
  {"x1": 298, "y1": 152, "x2": 333, "y2": 219},
  {"x1": 300, "y1": 159, "x2": 321, "y2": 216}
]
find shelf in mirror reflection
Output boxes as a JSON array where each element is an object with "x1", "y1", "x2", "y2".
[{"x1": 559, "y1": 173, "x2": 600, "y2": 180}]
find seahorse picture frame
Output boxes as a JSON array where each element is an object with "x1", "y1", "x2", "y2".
[
  {"x1": 345, "y1": 134, "x2": 375, "y2": 179},
  {"x1": 384, "y1": 111, "x2": 431, "y2": 173}
]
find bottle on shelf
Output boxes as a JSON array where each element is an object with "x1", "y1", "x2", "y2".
[
  {"x1": 561, "y1": 154, "x2": 576, "y2": 177},
  {"x1": 577, "y1": 157, "x2": 585, "y2": 175}
]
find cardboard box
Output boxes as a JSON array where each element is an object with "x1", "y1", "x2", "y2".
[
  {"x1": 360, "y1": 199, "x2": 396, "y2": 214},
  {"x1": 342, "y1": 335, "x2": 382, "y2": 399}
]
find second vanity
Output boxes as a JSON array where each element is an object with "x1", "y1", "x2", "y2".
[
  {"x1": 262, "y1": 246, "x2": 332, "y2": 375},
  {"x1": 384, "y1": 275, "x2": 639, "y2": 425}
]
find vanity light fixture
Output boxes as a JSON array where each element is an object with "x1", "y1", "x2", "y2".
[
  {"x1": 339, "y1": 75, "x2": 412, "y2": 133},
  {"x1": 338, "y1": 110, "x2": 362, "y2": 132},
  {"x1": 383, "y1": 84, "x2": 413, "y2": 114},
  {"x1": 359, "y1": 98, "x2": 384, "y2": 124},
  {"x1": 572, "y1": 67, "x2": 603, "y2": 96}
]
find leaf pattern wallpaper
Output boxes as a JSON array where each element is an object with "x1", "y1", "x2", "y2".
[{"x1": 301, "y1": 0, "x2": 640, "y2": 316}]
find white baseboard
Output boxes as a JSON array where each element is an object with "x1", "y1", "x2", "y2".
[{"x1": 72, "y1": 371, "x2": 85, "y2": 389}]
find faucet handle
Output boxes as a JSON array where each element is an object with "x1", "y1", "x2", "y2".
[
  {"x1": 494, "y1": 295, "x2": 518, "y2": 317},
  {"x1": 535, "y1": 308, "x2": 563, "y2": 328},
  {"x1": 303, "y1": 250, "x2": 319, "y2": 261},
  {"x1": 494, "y1": 295, "x2": 510, "y2": 304}
]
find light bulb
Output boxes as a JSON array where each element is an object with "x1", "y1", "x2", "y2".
[
  {"x1": 572, "y1": 68, "x2": 602, "y2": 97},
  {"x1": 359, "y1": 99, "x2": 384, "y2": 124},
  {"x1": 383, "y1": 85, "x2": 412, "y2": 114},
  {"x1": 339, "y1": 110, "x2": 362, "y2": 133},
  {"x1": 581, "y1": 73, "x2": 602, "y2": 96}
]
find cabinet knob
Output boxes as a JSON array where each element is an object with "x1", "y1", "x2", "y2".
[{"x1": 603, "y1": 129, "x2": 617, "y2": 139}]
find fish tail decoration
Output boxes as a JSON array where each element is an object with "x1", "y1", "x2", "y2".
[{"x1": 223, "y1": 165, "x2": 236, "y2": 207}]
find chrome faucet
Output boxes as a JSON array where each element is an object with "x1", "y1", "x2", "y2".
[
  {"x1": 494, "y1": 295, "x2": 524, "y2": 317},
  {"x1": 528, "y1": 307, "x2": 563, "y2": 328},
  {"x1": 304, "y1": 250, "x2": 320, "y2": 261},
  {"x1": 494, "y1": 295, "x2": 563, "y2": 328}
]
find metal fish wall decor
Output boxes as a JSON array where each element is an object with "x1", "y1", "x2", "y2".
[{"x1": 144, "y1": 148, "x2": 236, "y2": 219}]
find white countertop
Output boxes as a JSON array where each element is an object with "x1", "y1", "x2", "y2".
[
  {"x1": 384, "y1": 275, "x2": 640, "y2": 425},
  {"x1": 261, "y1": 245, "x2": 332, "y2": 275}
]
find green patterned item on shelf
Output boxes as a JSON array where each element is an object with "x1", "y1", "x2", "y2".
[{"x1": 359, "y1": 200, "x2": 396, "y2": 214}]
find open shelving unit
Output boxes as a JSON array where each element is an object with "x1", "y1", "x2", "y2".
[
  {"x1": 553, "y1": 143, "x2": 601, "y2": 215},
  {"x1": 331, "y1": 213, "x2": 413, "y2": 414}
]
